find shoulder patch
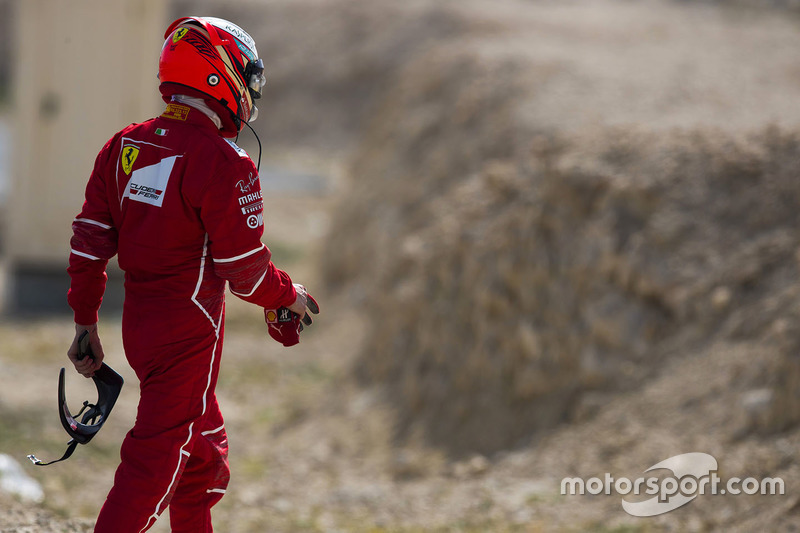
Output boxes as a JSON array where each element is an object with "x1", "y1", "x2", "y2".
[{"x1": 224, "y1": 138, "x2": 250, "y2": 158}]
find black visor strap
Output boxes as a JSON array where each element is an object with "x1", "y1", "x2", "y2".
[{"x1": 28, "y1": 440, "x2": 79, "y2": 467}]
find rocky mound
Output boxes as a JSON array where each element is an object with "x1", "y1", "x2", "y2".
[{"x1": 323, "y1": 41, "x2": 800, "y2": 455}]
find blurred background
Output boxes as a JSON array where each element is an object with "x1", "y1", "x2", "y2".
[{"x1": 1, "y1": 0, "x2": 800, "y2": 531}]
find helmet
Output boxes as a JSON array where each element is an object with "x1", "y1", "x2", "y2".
[{"x1": 158, "y1": 16, "x2": 267, "y2": 137}]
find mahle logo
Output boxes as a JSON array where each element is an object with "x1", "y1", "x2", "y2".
[{"x1": 561, "y1": 452, "x2": 785, "y2": 517}]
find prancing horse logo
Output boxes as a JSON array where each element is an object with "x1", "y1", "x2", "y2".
[
  {"x1": 122, "y1": 146, "x2": 140, "y2": 175},
  {"x1": 172, "y1": 28, "x2": 189, "y2": 44}
]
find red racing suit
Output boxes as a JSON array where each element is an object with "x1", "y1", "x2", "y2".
[{"x1": 67, "y1": 102, "x2": 297, "y2": 532}]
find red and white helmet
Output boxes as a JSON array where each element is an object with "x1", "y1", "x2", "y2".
[{"x1": 158, "y1": 16, "x2": 267, "y2": 137}]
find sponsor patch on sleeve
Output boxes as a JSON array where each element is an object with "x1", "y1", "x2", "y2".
[
  {"x1": 235, "y1": 176, "x2": 264, "y2": 229},
  {"x1": 238, "y1": 190, "x2": 263, "y2": 216}
]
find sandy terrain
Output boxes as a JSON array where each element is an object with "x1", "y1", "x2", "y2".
[{"x1": 3, "y1": 0, "x2": 800, "y2": 532}]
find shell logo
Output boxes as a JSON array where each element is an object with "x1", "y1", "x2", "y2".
[{"x1": 266, "y1": 310, "x2": 277, "y2": 323}]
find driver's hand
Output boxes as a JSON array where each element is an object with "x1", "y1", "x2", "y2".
[{"x1": 67, "y1": 323, "x2": 104, "y2": 378}]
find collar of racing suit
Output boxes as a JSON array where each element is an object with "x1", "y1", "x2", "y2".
[{"x1": 171, "y1": 94, "x2": 223, "y2": 130}]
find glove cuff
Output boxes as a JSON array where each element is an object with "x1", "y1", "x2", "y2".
[{"x1": 265, "y1": 307, "x2": 301, "y2": 347}]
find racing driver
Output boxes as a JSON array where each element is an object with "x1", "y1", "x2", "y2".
[{"x1": 65, "y1": 16, "x2": 318, "y2": 532}]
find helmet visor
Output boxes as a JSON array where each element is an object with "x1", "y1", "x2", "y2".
[{"x1": 245, "y1": 58, "x2": 266, "y2": 100}]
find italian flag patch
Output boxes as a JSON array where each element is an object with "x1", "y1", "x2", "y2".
[{"x1": 155, "y1": 128, "x2": 168, "y2": 136}]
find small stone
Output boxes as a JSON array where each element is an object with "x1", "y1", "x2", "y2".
[
  {"x1": 741, "y1": 388, "x2": 774, "y2": 414},
  {"x1": 711, "y1": 286, "x2": 732, "y2": 310}
]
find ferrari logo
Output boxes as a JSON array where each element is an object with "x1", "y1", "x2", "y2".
[
  {"x1": 122, "y1": 146, "x2": 140, "y2": 175},
  {"x1": 172, "y1": 28, "x2": 188, "y2": 44}
]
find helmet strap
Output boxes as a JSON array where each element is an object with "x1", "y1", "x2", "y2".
[{"x1": 28, "y1": 440, "x2": 79, "y2": 467}]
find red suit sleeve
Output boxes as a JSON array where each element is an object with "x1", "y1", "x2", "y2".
[
  {"x1": 199, "y1": 159, "x2": 296, "y2": 309},
  {"x1": 67, "y1": 146, "x2": 119, "y2": 325}
]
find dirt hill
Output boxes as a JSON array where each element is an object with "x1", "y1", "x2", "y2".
[{"x1": 323, "y1": 0, "x2": 800, "y2": 456}]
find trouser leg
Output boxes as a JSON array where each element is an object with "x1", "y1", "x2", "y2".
[
  {"x1": 169, "y1": 398, "x2": 229, "y2": 533},
  {"x1": 94, "y1": 333, "x2": 222, "y2": 533}
]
